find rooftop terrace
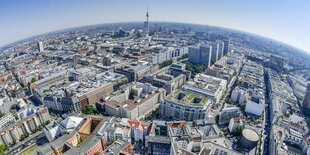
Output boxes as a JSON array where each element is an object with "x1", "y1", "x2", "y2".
[{"x1": 166, "y1": 90, "x2": 209, "y2": 106}]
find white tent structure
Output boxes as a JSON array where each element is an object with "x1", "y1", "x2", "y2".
[{"x1": 60, "y1": 116, "x2": 83, "y2": 130}]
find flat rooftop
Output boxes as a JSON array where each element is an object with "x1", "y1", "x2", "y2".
[{"x1": 166, "y1": 90, "x2": 209, "y2": 107}]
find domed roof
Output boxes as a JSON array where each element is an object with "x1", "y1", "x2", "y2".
[{"x1": 242, "y1": 129, "x2": 259, "y2": 141}]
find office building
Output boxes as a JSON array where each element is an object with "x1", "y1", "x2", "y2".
[
  {"x1": 103, "y1": 82, "x2": 166, "y2": 120},
  {"x1": 228, "y1": 116, "x2": 245, "y2": 133},
  {"x1": 0, "y1": 107, "x2": 51, "y2": 145},
  {"x1": 182, "y1": 73, "x2": 227, "y2": 104},
  {"x1": 37, "y1": 41, "x2": 44, "y2": 52},
  {"x1": 147, "y1": 120, "x2": 171, "y2": 154},
  {"x1": 210, "y1": 42, "x2": 219, "y2": 61},
  {"x1": 231, "y1": 86, "x2": 247, "y2": 104},
  {"x1": 102, "y1": 139, "x2": 132, "y2": 155},
  {"x1": 245, "y1": 99, "x2": 264, "y2": 117},
  {"x1": 219, "y1": 104, "x2": 240, "y2": 125},
  {"x1": 0, "y1": 113, "x2": 16, "y2": 131},
  {"x1": 303, "y1": 81, "x2": 310, "y2": 111},
  {"x1": 223, "y1": 39, "x2": 230, "y2": 55},
  {"x1": 216, "y1": 40, "x2": 224, "y2": 59},
  {"x1": 269, "y1": 55, "x2": 284, "y2": 73},
  {"x1": 188, "y1": 44, "x2": 212, "y2": 67},
  {"x1": 161, "y1": 89, "x2": 212, "y2": 121},
  {"x1": 142, "y1": 63, "x2": 187, "y2": 94}
]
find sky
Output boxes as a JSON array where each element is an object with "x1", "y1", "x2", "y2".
[{"x1": 0, "y1": 0, "x2": 309, "y2": 53}]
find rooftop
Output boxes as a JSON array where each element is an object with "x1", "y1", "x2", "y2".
[{"x1": 166, "y1": 90, "x2": 209, "y2": 106}]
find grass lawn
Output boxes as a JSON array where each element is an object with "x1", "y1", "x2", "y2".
[
  {"x1": 193, "y1": 103, "x2": 203, "y2": 106},
  {"x1": 21, "y1": 144, "x2": 38, "y2": 155},
  {"x1": 188, "y1": 94, "x2": 199, "y2": 101},
  {"x1": 201, "y1": 97, "x2": 208, "y2": 104}
]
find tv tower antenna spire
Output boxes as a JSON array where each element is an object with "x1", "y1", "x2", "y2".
[{"x1": 146, "y1": 3, "x2": 149, "y2": 35}]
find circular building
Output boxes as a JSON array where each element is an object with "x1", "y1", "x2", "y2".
[{"x1": 240, "y1": 129, "x2": 260, "y2": 149}]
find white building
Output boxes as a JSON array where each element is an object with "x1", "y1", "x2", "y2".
[
  {"x1": 161, "y1": 89, "x2": 212, "y2": 121},
  {"x1": 182, "y1": 73, "x2": 227, "y2": 104},
  {"x1": 104, "y1": 82, "x2": 165, "y2": 120},
  {"x1": 127, "y1": 120, "x2": 148, "y2": 143},
  {"x1": 219, "y1": 104, "x2": 240, "y2": 125},
  {"x1": 231, "y1": 87, "x2": 247, "y2": 104},
  {"x1": 37, "y1": 41, "x2": 44, "y2": 52},
  {"x1": 210, "y1": 42, "x2": 219, "y2": 61},
  {"x1": 60, "y1": 116, "x2": 83, "y2": 130},
  {"x1": 44, "y1": 124, "x2": 62, "y2": 142},
  {"x1": 148, "y1": 47, "x2": 187, "y2": 65},
  {"x1": 245, "y1": 99, "x2": 264, "y2": 116},
  {"x1": 228, "y1": 116, "x2": 245, "y2": 133},
  {"x1": 0, "y1": 113, "x2": 16, "y2": 131}
]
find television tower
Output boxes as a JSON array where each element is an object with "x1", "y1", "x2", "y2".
[{"x1": 146, "y1": 5, "x2": 149, "y2": 36}]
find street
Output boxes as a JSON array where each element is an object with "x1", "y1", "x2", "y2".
[{"x1": 6, "y1": 132, "x2": 45, "y2": 155}]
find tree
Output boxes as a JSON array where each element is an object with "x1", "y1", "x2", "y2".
[
  {"x1": 31, "y1": 77, "x2": 36, "y2": 83},
  {"x1": 14, "y1": 114, "x2": 18, "y2": 120},
  {"x1": 284, "y1": 113, "x2": 290, "y2": 118},
  {"x1": 211, "y1": 57, "x2": 216, "y2": 65},
  {"x1": 226, "y1": 98, "x2": 234, "y2": 105},
  {"x1": 0, "y1": 150, "x2": 5, "y2": 155},
  {"x1": 94, "y1": 153, "x2": 100, "y2": 155},
  {"x1": 82, "y1": 105, "x2": 94, "y2": 115},
  {"x1": 20, "y1": 134, "x2": 26, "y2": 141},
  {"x1": 38, "y1": 125, "x2": 43, "y2": 131},
  {"x1": 158, "y1": 60, "x2": 173, "y2": 69},
  {"x1": 32, "y1": 128, "x2": 38, "y2": 134},
  {"x1": 50, "y1": 85, "x2": 56, "y2": 89},
  {"x1": 0, "y1": 112, "x2": 4, "y2": 118},
  {"x1": 45, "y1": 120, "x2": 51, "y2": 125},
  {"x1": 0, "y1": 144, "x2": 6, "y2": 151},
  {"x1": 11, "y1": 104, "x2": 18, "y2": 110},
  {"x1": 180, "y1": 53, "x2": 188, "y2": 59},
  {"x1": 233, "y1": 71, "x2": 238, "y2": 76},
  {"x1": 182, "y1": 61, "x2": 208, "y2": 78},
  {"x1": 232, "y1": 126, "x2": 245, "y2": 136},
  {"x1": 215, "y1": 115, "x2": 220, "y2": 125}
]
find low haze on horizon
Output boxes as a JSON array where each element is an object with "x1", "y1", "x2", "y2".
[{"x1": 1, "y1": 0, "x2": 309, "y2": 53}]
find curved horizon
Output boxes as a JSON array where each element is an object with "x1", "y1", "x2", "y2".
[
  {"x1": 1, "y1": 21, "x2": 308, "y2": 55},
  {"x1": 1, "y1": 0, "x2": 309, "y2": 53}
]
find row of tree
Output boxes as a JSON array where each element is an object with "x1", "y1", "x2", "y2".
[
  {"x1": 158, "y1": 60, "x2": 173, "y2": 69},
  {"x1": 182, "y1": 61, "x2": 208, "y2": 78}
]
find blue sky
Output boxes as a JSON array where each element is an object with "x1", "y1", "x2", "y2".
[{"x1": 0, "y1": 0, "x2": 309, "y2": 53}]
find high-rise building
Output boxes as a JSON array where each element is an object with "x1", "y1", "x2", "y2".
[
  {"x1": 103, "y1": 56, "x2": 111, "y2": 66},
  {"x1": 269, "y1": 55, "x2": 284, "y2": 73},
  {"x1": 216, "y1": 40, "x2": 224, "y2": 59},
  {"x1": 211, "y1": 42, "x2": 219, "y2": 61},
  {"x1": 188, "y1": 44, "x2": 212, "y2": 67},
  {"x1": 200, "y1": 44, "x2": 212, "y2": 67},
  {"x1": 223, "y1": 39, "x2": 230, "y2": 55},
  {"x1": 37, "y1": 41, "x2": 44, "y2": 52},
  {"x1": 188, "y1": 46, "x2": 200, "y2": 64},
  {"x1": 302, "y1": 81, "x2": 310, "y2": 111}
]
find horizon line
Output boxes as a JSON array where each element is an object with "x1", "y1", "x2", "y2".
[{"x1": 1, "y1": 21, "x2": 309, "y2": 55}]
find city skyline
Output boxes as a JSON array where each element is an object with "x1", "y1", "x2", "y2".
[
  {"x1": 1, "y1": 1, "x2": 310, "y2": 154},
  {"x1": 0, "y1": 0, "x2": 310, "y2": 53}
]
